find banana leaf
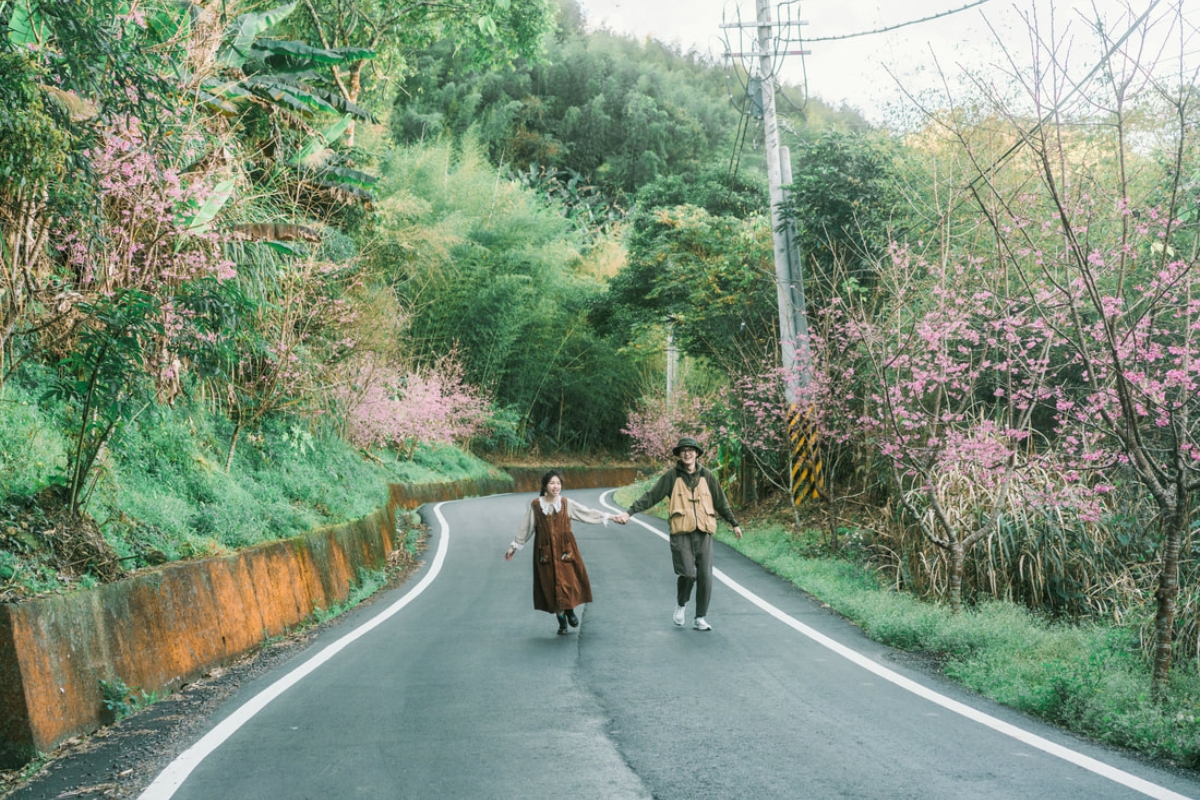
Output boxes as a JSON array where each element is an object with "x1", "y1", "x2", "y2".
[
  {"x1": 200, "y1": 77, "x2": 254, "y2": 101},
  {"x1": 317, "y1": 164, "x2": 378, "y2": 190},
  {"x1": 251, "y1": 39, "x2": 375, "y2": 71},
  {"x1": 178, "y1": 179, "x2": 236, "y2": 234},
  {"x1": 290, "y1": 114, "x2": 353, "y2": 166},
  {"x1": 246, "y1": 75, "x2": 375, "y2": 121},
  {"x1": 217, "y1": 1, "x2": 298, "y2": 69},
  {"x1": 245, "y1": 75, "x2": 338, "y2": 114},
  {"x1": 7, "y1": 0, "x2": 48, "y2": 47},
  {"x1": 264, "y1": 240, "x2": 306, "y2": 256}
]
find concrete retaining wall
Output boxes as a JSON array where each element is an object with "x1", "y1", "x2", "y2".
[
  {"x1": 0, "y1": 504, "x2": 398, "y2": 768},
  {"x1": 0, "y1": 467, "x2": 642, "y2": 766}
]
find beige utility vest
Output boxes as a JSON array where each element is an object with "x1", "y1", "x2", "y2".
[{"x1": 668, "y1": 475, "x2": 717, "y2": 535}]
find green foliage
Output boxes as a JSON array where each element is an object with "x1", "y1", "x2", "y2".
[
  {"x1": 98, "y1": 676, "x2": 160, "y2": 721},
  {"x1": 12, "y1": 396, "x2": 501, "y2": 583},
  {"x1": 3, "y1": 0, "x2": 171, "y2": 121},
  {"x1": 312, "y1": 567, "x2": 385, "y2": 623},
  {"x1": 97, "y1": 402, "x2": 387, "y2": 559},
  {"x1": 286, "y1": 0, "x2": 554, "y2": 110},
  {"x1": 369, "y1": 140, "x2": 639, "y2": 450},
  {"x1": 392, "y1": 25, "x2": 738, "y2": 198},
  {"x1": 631, "y1": 169, "x2": 767, "y2": 224},
  {"x1": 601, "y1": 203, "x2": 778, "y2": 377},
  {"x1": 0, "y1": 52, "x2": 69, "y2": 190},
  {"x1": 203, "y1": 1, "x2": 381, "y2": 207},
  {"x1": 781, "y1": 131, "x2": 903, "y2": 309},
  {"x1": 45, "y1": 290, "x2": 162, "y2": 513},
  {"x1": 0, "y1": 378, "x2": 65, "y2": 498}
]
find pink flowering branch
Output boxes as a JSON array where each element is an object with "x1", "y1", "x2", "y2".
[
  {"x1": 621, "y1": 392, "x2": 712, "y2": 462},
  {"x1": 339, "y1": 352, "x2": 493, "y2": 459}
]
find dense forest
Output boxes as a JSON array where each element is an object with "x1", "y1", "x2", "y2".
[{"x1": 2, "y1": 0, "x2": 1199, "y2": 735}]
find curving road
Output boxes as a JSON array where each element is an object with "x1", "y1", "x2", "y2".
[{"x1": 135, "y1": 489, "x2": 1200, "y2": 800}]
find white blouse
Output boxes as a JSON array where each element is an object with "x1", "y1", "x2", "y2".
[{"x1": 508, "y1": 496, "x2": 613, "y2": 550}]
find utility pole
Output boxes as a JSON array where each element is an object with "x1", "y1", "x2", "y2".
[
  {"x1": 665, "y1": 318, "x2": 678, "y2": 406},
  {"x1": 736, "y1": 0, "x2": 821, "y2": 503},
  {"x1": 780, "y1": 146, "x2": 812, "y2": 390},
  {"x1": 753, "y1": 0, "x2": 811, "y2": 400}
]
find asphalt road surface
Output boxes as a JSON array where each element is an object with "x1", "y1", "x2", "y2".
[{"x1": 112, "y1": 489, "x2": 1200, "y2": 799}]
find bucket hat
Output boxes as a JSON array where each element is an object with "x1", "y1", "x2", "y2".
[{"x1": 672, "y1": 437, "x2": 705, "y2": 457}]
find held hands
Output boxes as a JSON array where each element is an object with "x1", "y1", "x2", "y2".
[{"x1": 613, "y1": 512, "x2": 631, "y2": 524}]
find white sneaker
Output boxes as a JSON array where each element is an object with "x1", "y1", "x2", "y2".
[
  {"x1": 673, "y1": 605, "x2": 686, "y2": 626},
  {"x1": 693, "y1": 617, "x2": 712, "y2": 631}
]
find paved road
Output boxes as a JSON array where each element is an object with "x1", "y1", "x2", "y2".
[{"x1": 132, "y1": 489, "x2": 1199, "y2": 800}]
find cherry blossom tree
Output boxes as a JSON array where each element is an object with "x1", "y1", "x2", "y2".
[
  {"x1": 621, "y1": 392, "x2": 711, "y2": 462},
  {"x1": 820, "y1": 247, "x2": 1096, "y2": 613},
  {"x1": 953, "y1": 0, "x2": 1200, "y2": 691},
  {"x1": 341, "y1": 353, "x2": 492, "y2": 459}
]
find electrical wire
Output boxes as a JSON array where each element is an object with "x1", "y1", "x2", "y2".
[
  {"x1": 728, "y1": 110, "x2": 750, "y2": 180},
  {"x1": 803, "y1": 0, "x2": 993, "y2": 43}
]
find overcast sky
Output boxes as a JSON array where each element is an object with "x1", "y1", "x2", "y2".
[{"x1": 572, "y1": 0, "x2": 1197, "y2": 125}]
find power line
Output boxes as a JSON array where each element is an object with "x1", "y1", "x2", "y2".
[{"x1": 803, "y1": 0, "x2": 993, "y2": 43}]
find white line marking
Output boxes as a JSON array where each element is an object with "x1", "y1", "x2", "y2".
[
  {"x1": 599, "y1": 492, "x2": 1193, "y2": 800},
  {"x1": 138, "y1": 502, "x2": 453, "y2": 800}
]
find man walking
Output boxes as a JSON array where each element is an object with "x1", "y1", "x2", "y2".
[{"x1": 616, "y1": 437, "x2": 742, "y2": 631}]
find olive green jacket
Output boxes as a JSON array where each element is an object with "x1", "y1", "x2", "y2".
[{"x1": 627, "y1": 462, "x2": 739, "y2": 533}]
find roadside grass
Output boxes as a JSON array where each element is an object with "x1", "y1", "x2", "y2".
[
  {"x1": 101, "y1": 402, "x2": 502, "y2": 563},
  {"x1": 0, "y1": 382, "x2": 501, "y2": 594},
  {"x1": 612, "y1": 484, "x2": 1200, "y2": 770},
  {"x1": 312, "y1": 567, "x2": 388, "y2": 624}
]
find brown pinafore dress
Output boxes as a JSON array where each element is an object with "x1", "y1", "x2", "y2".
[{"x1": 530, "y1": 497, "x2": 593, "y2": 613}]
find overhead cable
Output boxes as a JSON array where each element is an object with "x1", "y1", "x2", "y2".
[{"x1": 804, "y1": 0, "x2": 993, "y2": 43}]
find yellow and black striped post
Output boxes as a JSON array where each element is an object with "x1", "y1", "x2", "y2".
[{"x1": 788, "y1": 404, "x2": 824, "y2": 504}]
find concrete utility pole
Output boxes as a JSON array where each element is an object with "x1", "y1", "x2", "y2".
[
  {"x1": 754, "y1": 0, "x2": 811, "y2": 402},
  {"x1": 780, "y1": 145, "x2": 812, "y2": 391},
  {"x1": 746, "y1": 0, "x2": 822, "y2": 504},
  {"x1": 665, "y1": 319, "x2": 679, "y2": 405}
]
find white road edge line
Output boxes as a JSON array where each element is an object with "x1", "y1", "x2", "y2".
[
  {"x1": 599, "y1": 491, "x2": 1193, "y2": 800},
  {"x1": 138, "y1": 501, "x2": 454, "y2": 800}
]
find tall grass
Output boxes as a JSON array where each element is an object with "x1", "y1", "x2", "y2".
[
  {"x1": 0, "y1": 376, "x2": 66, "y2": 499},
  {"x1": 871, "y1": 481, "x2": 1198, "y2": 666}
]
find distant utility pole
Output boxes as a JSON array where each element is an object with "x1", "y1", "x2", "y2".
[{"x1": 665, "y1": 317, "x2": 679, "y2": 406}]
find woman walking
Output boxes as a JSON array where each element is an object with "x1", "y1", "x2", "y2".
[{"x1": 505, "y1": 469, "x2": 624, "y2": 634}]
